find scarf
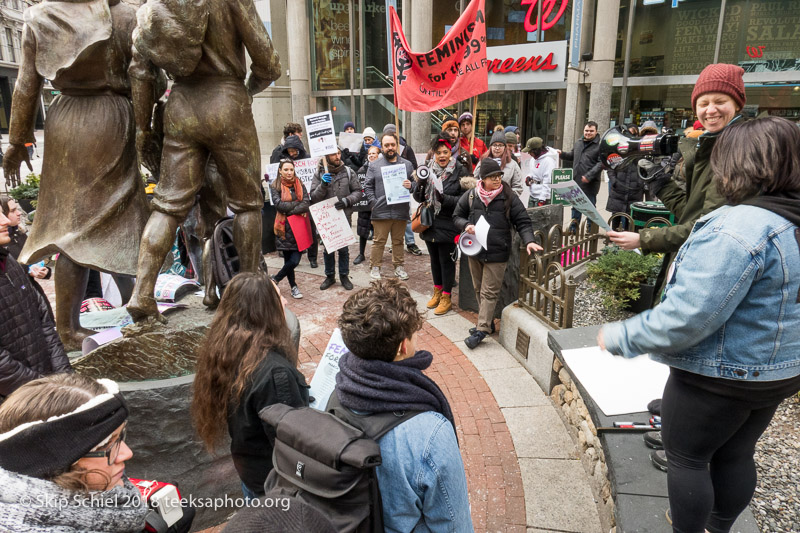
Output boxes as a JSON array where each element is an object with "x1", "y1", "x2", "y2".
[
  {"x1": 273, "y1": 177, "x2": 304, "y2": 239},
  {"x1": 0, "y1": 468, "x2": 147, "y2": 533},
  {"x1": 741, "y1": 190, "x2": 800, "y2": 228},
  {"x1": 476, "y1": 179, "x2": 503, "y2": 207},
  {"x1": 335, "y1": 350, "x2": 455, "y2": 431},
  {"x1": 0, "y1": 246, "x2": 7, "y2": 273},
  {"x1": 425, "y1": 158, "x2": 457, "y2": 215}
]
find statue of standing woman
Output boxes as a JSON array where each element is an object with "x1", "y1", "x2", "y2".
[{"x1": 3, "y1": 0, "x2": 149, "y2": 351}]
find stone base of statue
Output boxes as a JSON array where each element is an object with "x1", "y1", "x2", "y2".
[{"x1": 72, "y1": 294, "x2": 301, "y2": 529}]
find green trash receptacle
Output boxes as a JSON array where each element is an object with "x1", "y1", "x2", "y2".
[{"x1": 630, "y1": 201, "x2": 675, "y2": 231}]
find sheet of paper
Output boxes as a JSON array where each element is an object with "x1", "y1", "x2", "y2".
[
  {"x1": 550, "y1": 179, "x2": 612, "y2": 231},
  {"x1": 474, "y1": 215, "x2": 490, "y2": 249},
  {"x1": 309, "y1": 329, "x2": 350, "y2": 410},
  {"x1": 154, "y1": 274, "x2": 201, "y2": 302},
  {"x1": 305, "y1": 111, "x2": 338, "y2": 158},
  {"x1": 308, "y1": 197, "x2": 357, "y2": 253},
  {"x1": 338, "y1": 132, "x2": 364, "y2": 152},
  {"x1": 381, "y1": 164, "x2": 411, "y2": 205},
  {"x1": 561, "y1": 347, "x2": 670, "y2": 416}
]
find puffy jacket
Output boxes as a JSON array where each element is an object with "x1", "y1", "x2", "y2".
[
  {"x1": 0, "y1": 255, "x2": 71, "y2": 399},
  {"x1": 606, "y1": 164, "x2": 644, "y2": 214},
  {"x1": 411, "y1": 160, "x2": 468, "y2": 244},
  {"x1": 269, "y1": 180, "x2": 310, "y2": 251},
  {"x1": 365, "y1": 155, "x2": 414, "y2": 221},
  {"x1": 309, "y1": 161, "x2": 363, "y2": 221},
  {"x1": 474, "y1": 157, "x2": 524, "y2": 197},
  {"x1": 355, "y1": 161, "x2": 374, "y2": 239},
  {"x1": 560, "y1": 137, "x2": 602, "y2": 196},
  {"x1": 452, "y1": 182, "x2": 535, "y2": 263},
  {"x1": 603, "y1": 205, "x2": 800, "y2": 382}
]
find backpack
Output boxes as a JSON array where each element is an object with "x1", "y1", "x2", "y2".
[
  {"x1": 259, "y1": 396, "x2": 421, "y2": 533},
  {"x1": 210, "y1": 216, "x2": 268, "y2": 293}
]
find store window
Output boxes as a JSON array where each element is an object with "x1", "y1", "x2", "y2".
[
  {"x1": 717, "y1": 0, "x2": 800, "y2": 73},
  {"x1": 612, "y1": 85, "x2": 695, "y2": 132},
  {"x1": 309, "y1": 0, "x2": 365, "y2": 90}
]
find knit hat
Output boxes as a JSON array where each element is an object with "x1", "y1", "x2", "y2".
[
  {"x1": 691, "y1": 63, "x2": 746, "y2": 110},
  {"x1": 442, "y1": 119, "x2": 459, "y2": 132},
  {"x1": 458, "y1": 112, "x2": 473, "y2": 124},
  {"x1": 503, "y1": 125, "x2": 519, "y2": 135},
  {"x1": 383, "y1": 123, "x2": 396, "y2": 134},
  {"x1": 0, "y1": 379, "x2": 129, "y2": 478},
  {"x1": 362, "y1": 127, "x2": 376, "y2": 140},
  {"x1": 522, "y1": 137, "x2": 543, "y2": 153},
  {"x1": 478, "y1": 158, "x2": 503, "y2": 180},
  {"x1": 489, "y1": 130, "x2": 506, "y2": 146},
  {"x1": 343, "y1": 121, "x2": 355, "y2": 131},
  {"x1": 505, "y1": 132, "x2": 518, "y2": 145},
  {"x1": 222, "y1": 496, "x2": 336, "y2": 533}
]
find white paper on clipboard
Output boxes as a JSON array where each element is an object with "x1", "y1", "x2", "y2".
[{"x1": 474, "y1": 216, "x2": 490, "y2": 249}]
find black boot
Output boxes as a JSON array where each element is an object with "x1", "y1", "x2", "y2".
[
  {"x1": 353, "y1": 254, "x2": 365, "y2": 265},
  {"x1": 340, "y1": 275, "x2": 354, "y2": 290},
  {"x1": 319, "y1": 276, "x2": 336, "y2": 290}
]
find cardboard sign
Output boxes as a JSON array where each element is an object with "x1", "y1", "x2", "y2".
[
  {"x1": 308, "y1": 197, "x2": 357, "y2": 253},
  {"x1": 305, "y1": 111, "x2": 338, "y2": 158},
  {"x1": 550, "y1": 179, "x2": 612, "y2": 231},
  {"x1": 381, "y1": 164, "x2": 411, "y2": 205},
  {"x1": 550, "y1": 168, "x2": 573, "y2": 206}
]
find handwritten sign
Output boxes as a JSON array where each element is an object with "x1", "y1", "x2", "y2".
[
  {"x1": 305, "y1": 111, "x2": 338, "y2": 158},
  {"x1": 381, "y1": 164, "x2": 411, "y2": 205},
  {"x1": 308, "y1": 197, "x2": 357, "y2": 253},
  {"x1": 550, "y1": 179, "x2": 611, "y2": 231},
  {"x1": 308, "y1": 329, "x2": 349, "y2": 410}
]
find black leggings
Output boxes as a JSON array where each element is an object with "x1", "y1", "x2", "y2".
[
  {"x1": 425, "y1": 241, "x2": 457, "y2": 293},
  {"x1": 660, "y1": 373, "x2": 780, "y2": 533},
  {"x1": 359, "y1": 236, "x2": 368, "y2": 256},
  {"x1": 274, "y1": 250, "x2": 301, "y2": 287}
]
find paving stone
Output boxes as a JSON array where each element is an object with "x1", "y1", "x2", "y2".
[
  {"x1": 503, "y1": 406, "x2": 579, "y2": 460},
  {"x1": 481, "y1": 367, "x2": 552, "y2": 408}
]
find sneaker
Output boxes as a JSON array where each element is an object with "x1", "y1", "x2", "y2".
[
  {"x1": 340, "y1": 275, "x2": 354, "y2": 290},
  {"x1": 650, "y1": 449, "x2": 668, "y2": 472},
  {"x1": 290, "y1": 286, "x2": 303, "y2": 299},
  {"x1": 319, "y1": 276, "x2": 336, "y2": 290},
  {"x1": 407, "y1": 243, "x2": 423, "y2": 256},
  {"x1": 353, "y1": 254, "x2": 365, "y2": 265},
  {"x1": 464, "y1": 330, "x2": 487, "y2": 349},
  {"x1": 394, "y1": 266, "x2": 409, "y2": 280},
  {"x1": 370, "y1": 267, "x2": 381, "y2": 279},
  {"x1": 469, "y1": 322, "x2": 496, "y2": 335},
  {"x1": 643, "y1": 431, "x2": 663, "y2": 450}
]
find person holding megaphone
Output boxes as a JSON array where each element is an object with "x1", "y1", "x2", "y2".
[{"x1": 607, "y1": 63, "x2": 746, "y2": 299}]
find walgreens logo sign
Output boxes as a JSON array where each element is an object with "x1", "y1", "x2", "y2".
[{"x1": 486, "y1": 41, "x2": 567, "y2": 86}]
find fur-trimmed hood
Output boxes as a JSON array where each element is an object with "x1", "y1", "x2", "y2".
[{"x1": 460, "y1": 175, "x2": 477, "y2": 190}]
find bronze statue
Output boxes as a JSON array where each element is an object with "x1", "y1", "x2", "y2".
[
  {"x1": 3, "y1": 0, "x2": 149, "y2": 351},
  {"x1": 126, "y1": 0, "x2": 281, "y2": 325}
]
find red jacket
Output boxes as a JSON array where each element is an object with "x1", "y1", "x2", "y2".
[{"x1": 458, "y1": 135, "x2": 487, "y2": 172}]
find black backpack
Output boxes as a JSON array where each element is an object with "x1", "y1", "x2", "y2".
[
  {"x1": 259, "y1": 396, "x2": 420, "y2": 533},
  {"x1": 209, "y1": 216, "x2": 268, "y2": 293}
]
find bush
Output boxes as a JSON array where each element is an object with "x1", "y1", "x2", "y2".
[
  {"x1": 586, "y1": 246, "x2": 662, "y2": 312},
  {"x1": 8, "y1": 173, "x2": 40, "y2": 201}
]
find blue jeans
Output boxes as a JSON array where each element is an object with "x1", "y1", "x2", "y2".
[
  {"x1": 323, "y1": 246, "x2": 350, "y2": 277},
  {"x1": 405, "y1": 221, "x2": 415, "y2": 246},
  {"x1": 571, "y1": 190, "x2": 598, "y2": 231},
  {"x1": 241, "y1": 481, "x2": 259, "y2": 503}
]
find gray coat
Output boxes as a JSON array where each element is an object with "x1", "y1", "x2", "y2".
[
  {"x1": 310, "y1": 161, "x2": 363, "y2": 221},
  {"x1": 364, "y1": 155, "x2": 414, "y2": 221}
]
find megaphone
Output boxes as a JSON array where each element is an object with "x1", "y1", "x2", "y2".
[
  {"x1": 458, "y1": 232, "x2": 483, "y2": 256},
  {"x1": 598, "y1": 126, "x2": 680, "y2": 170}
]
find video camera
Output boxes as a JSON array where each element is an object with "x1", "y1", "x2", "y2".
[{"x1": 598, "y1": 126, "x2": 680, "y2": 171}]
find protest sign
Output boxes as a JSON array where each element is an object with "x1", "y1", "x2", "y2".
[
  {"x1": 352, "y1": 169, "x2": 371, "y2": 212},
  {"x1": 389, "y1": 0, "x2": 487, "y2": 112},
  {"x1": 550, "y1": 168, "x2": 573, "y2": 206},
  {"x1": 381, "y1": 164, "x2": 411, "y2": 205},
  {"x1": 304, "y1": 111, "x2": 338, "y2": 158},
  {"x1": 308, "y1": 197, "x2": 357, "y2": 253},
  {"x1": 309, "y1": 329, "x2": 349, "y2": 410},
  {"x1": 338, "y1": 132, "x2": 364, "y2": 153},
  {"x1": 550, "y1": 179, "x2": 612, "y2": 231}
]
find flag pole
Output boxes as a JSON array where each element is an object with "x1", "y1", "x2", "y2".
[{"x1": 469, "y1": 95, "x2": 478, "y2": 153}]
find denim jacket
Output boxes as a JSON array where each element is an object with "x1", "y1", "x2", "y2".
[
  {"x1": 603, "y1": 205, "x2": 800, "y2": 381},
  {"x1": 375, "y1": 411, "x2": 473, "y2": 533}
]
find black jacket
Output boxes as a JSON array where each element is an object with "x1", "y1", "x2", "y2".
[
  {"x1": 228, "y1": 351, "x2": 309, "y2": 495},
  {"x1": 0, "y1": 255, "x2": 71, "y2": 399},
  {"x1": 606, "y1": 164, "x2": 644, "y2": 214},
  {"x1": 399, "y1": 137, "x2": 418, "y2": 170},
  {"x1": 412, "y1": 161, "x2": 468, "y2": 243},
  {"x1": 270, "y1": 135, "x2": 309, "y2": 163},
  {"x1": 269, "y1": 181, "x2": 310, "y2": 251},
  {"x1": 355, "y1": 162, "x2": 373, "y2": 238},
  {"x1": 452, "y1": 182, "x2": 535, "y2": 263},
  {"x1": 560, "y1": 137, "x2": 602, "y2": 196}
]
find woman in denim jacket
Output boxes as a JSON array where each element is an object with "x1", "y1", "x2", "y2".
[{"x1": 600, "y1": 117, "x2": 800, "y2": 533}]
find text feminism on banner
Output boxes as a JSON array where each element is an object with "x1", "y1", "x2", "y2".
[
  {"x1": 304, "y1": 111, "x2": 338, "y2": 158},
  {"x1": 389, "y1": 0, "x2": 487, "y2": 112},
  {"x1": 308, "y1": 197, "x2": 357, "y2": 253}
]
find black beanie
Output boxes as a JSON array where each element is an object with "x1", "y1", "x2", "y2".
[
  {"x1": 478, "y1": 158, "x2": 503, "y2": 180},
  {"x1": 0, "y1": 379, "x2": 129, "y2": 478}
]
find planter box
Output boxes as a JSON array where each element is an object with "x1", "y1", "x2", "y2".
[
  {"x1": 16, "y1": 198, "x2": 35, "y2": 213},
  {"x1": 625, "y1": 283, "x2": 656, "y2": 313}
]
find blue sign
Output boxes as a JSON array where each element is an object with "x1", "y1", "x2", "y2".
[{"x1": 570, "y1": 0, "x2": 584, "y2": 67}]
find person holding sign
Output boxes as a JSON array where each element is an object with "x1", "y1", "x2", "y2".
[
  {"x1": 269, "y1": 160, "x2": 311, "y2": 299},
  {"x1": 310, "y1": 148, "x2": 362, "y2": 291},
  {"x1": 453, "y1": 159, "x2": 542, "y2": 349},
  {"x1": 365, "y1": 132, "x2": 414, "y2": 281},
  {"x1": 412, "y1": 136, "x2": 469, "y2": 316}
]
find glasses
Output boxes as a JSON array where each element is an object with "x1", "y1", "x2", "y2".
[
  {"x1": 83, "y1": 425, "x2": 127, "y2": 465},
  {"x1": 483, "y1": 175, "x2": 503, "y2": 181}
]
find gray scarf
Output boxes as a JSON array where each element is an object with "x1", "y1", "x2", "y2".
[
  {"x1": 0, "y1": 467, "x2": 148, "y2": 533},
  {"x1": 425, "y1": 158, "x2": 457, "y2": 215}
]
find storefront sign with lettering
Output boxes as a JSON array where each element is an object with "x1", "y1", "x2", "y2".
[{"x1": 486, "y1": 41, "x2": 567, "y2": 86}]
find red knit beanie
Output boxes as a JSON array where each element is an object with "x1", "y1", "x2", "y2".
[{"x1": 691, "y1": 63, "x2": 746, "y2": 111}]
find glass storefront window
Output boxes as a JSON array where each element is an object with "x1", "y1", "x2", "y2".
[{"x1": 718, "y1": 0, "x2": 800, "y2": 73}]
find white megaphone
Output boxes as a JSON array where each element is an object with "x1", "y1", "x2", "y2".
[{"x1": 458, "y1": 231, "x2": 483, "y2": 256}]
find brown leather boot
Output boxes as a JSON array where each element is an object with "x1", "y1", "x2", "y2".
[
  {"x1": 434, "y1": 292, "x2": 452, "y2": 315},
  {"x1": 427, "y1": 287, "x2": 443, "y2": 309}
]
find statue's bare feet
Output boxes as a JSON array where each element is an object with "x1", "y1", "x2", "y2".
[
  {"x1": 59, "y1": 328, "x2": 94, "y2": 352},
  {"x1": 202, "y1": 288, "x2": 219, "y2": 309},
  {"x1": 126, "y1": 295, "x2": 167, "y2": 324}
]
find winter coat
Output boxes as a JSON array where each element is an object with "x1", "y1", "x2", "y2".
[
  {"x1": 452, "y1": 182, "x2": 535, "y2": 263},
  {"x1": 272, "y1": 135, "x2": 309, "y2": 163},
  {"x1": 310, "y1": 160, "x2": 363, "y2": 221},
  {"x1": 411, "y1": 160, "x2": 468, "y2": 243},
  {"x1": 398, "y1": 137, "x2": 418, "y2": 170},
  {"x1": 355, "y1": 161, "x2": 374, "y2": 238},
  {"x1": 229, "y1": 351, "x2": 309, "y2": 495},
  {"x1": 269, "y1": 180, "x2": 310, "y2": 251},
  {"x1": 473, "y1": 157, "x2": 524, "y2": 197},
  {"x1": 605, "y1": 164, "x2": 644, "y2": 214},
  {"x1": 365, "y1": 155, "x2": 414, "y2": 221},
  {"x1": 0, "y1": 255, "x2": 71, "y2": 399},
  {"x1": 560, "y1": 137, "x2": 602, "y2": 196},
  {"x1": 345, "y1": 139, "x2": 381, "y2": 172}
]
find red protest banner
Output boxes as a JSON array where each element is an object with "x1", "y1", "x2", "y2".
[{"x1": 389, "y1": 0, "x2": 487, "y2": 112}]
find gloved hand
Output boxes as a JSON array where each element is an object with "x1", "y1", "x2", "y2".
[
  {"x1": 334, "y1": 199, "x2": 347, "y2": 210},
  {"x1": 470, "y1": 154, "x2": 479, "y2": 165},
  {"x1": 322, "y1": 173, "x2": 332, "y2": 184}
]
